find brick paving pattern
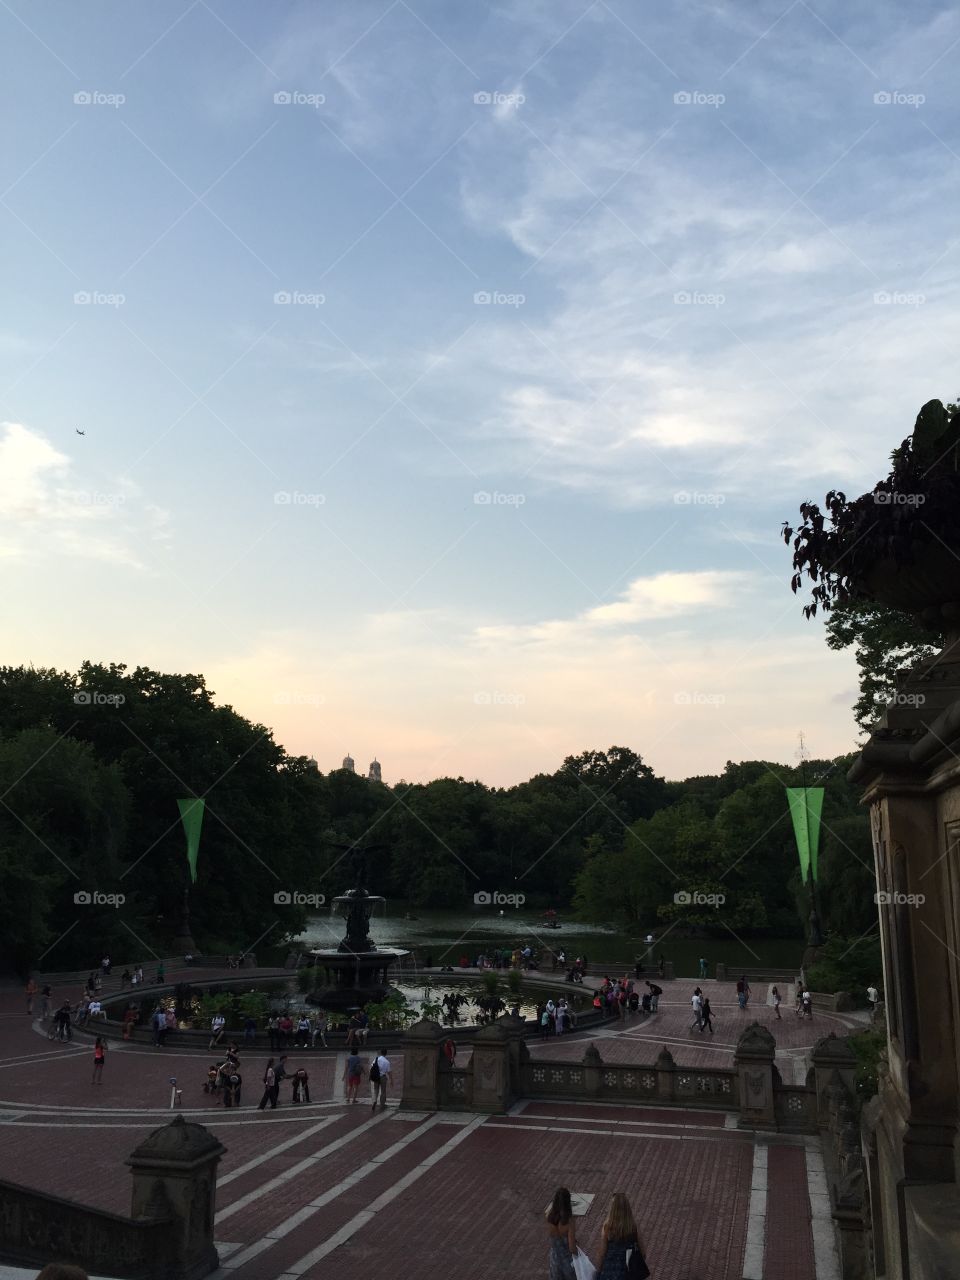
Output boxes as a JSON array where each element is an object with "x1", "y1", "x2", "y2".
[{"x1": 0, "y1": 968, "x2": 855, "y2": 1278}]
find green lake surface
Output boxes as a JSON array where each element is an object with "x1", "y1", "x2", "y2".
[{"x1": 296, "y1": 903, "x2": 803, "y2": 979}]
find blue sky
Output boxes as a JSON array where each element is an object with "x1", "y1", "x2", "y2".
[{"x1": 2, "y1": 1, "x2": 959, "y2": 784}]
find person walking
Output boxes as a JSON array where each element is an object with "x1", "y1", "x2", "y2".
[
  {"x1": 312, "y1": 1012, "x2": 328, "y2": 1048},
  {"x1": 370, "y1": 1049, "x2": 391, "y2": 1110},
  {"x1": 742, "y1": 975, "x2": 751, "y2": 1007},
  {"x1": 40, "y1": 984, "x2": 52, "y2": 1019},
  {"x1": 801, "y1": 988, "x2": 813, "y2": 1019},
  {"x1": 55, "y1": 1002, "x2": 72, "y2": 1041},
  {"x1": 690, "y1": 988, "x2": 703, "y2": 1031},
  {"x1": 657, "y1": 954, "x2": 665, "y2": 978},
  {"x1": 26, "y1": 978, "x2": 36, "y2": 1015},
  {"x1": 646, "y1": 981, "x2": 661, "y2": 1012},
  {"x1": 701, "y1": 996, "x2": 716, "y2": 1035},
  {"x1": 772, "y1": 986, "x2": 782, "y2": 1019},
  {"x1": 258, "y1": 1059, "x2": 277, "y2": 1110},
  {"x1": 596, "y1": 1191, "x2": 648, "y2": 1279},
  {"x1": 546, "y1": 1186, "x2": 580, "y2": 1279},
  {"x1": 91, "y1": 1037, "x2": 106, "y2": 1085},
  {"x1": 699, "y1": 956, "x2": 708, "y2": 979},
  {"x1": 152, "y1": 1006, "x2": 166, "y2": 1049},
  {"x1": 343, "y1": 1049, "x2": 364, "y2": 1102},
  {"x1": 736, "y1": 977, "x2": 746, "y2": 1010},
  {"x1": 273, "y1": 1056, "x2": 287, "y2": 1106}
]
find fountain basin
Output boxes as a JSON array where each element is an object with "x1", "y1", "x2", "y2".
[{"x1": 307, "y1": 946, "x2": 410, "y2": 1011}]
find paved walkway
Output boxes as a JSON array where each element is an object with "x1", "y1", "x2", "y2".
[{"x1": 0, "y1": 973, "x2": 848, "y2": 1279}]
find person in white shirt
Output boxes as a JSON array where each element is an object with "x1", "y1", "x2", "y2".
[
  {"x1": 690, "y1": 989, "x2": 703, "y2": 1031},
  {"x1": 208, "y1": 1013, "x2": 226, "y2": 1049},
  {"x1": 370, "y1": 1050, "x2": 392, "y2": 1110},
  {"x1": 88, "y1": 999, "x2": 105, "y2": 1019}
]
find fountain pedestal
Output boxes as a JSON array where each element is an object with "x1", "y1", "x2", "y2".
[{"x1": 307, "y1": 887, "x2": 408, "y2": 1011}]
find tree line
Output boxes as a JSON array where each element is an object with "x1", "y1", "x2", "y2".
[{"x1": 0, "y1": 662, "x2": 875, "y2": 973}]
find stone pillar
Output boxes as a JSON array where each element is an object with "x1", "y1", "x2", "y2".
[
  {"x1": 471, "y1": 1022, "x2": 512, "y2": 1113},
  {"x1": 847, "y1": 635, "x2": 960, "y2": 1279},
  {"x1": 127, "y1": 1115, "x2": 224, "y2": 1280},
  {"x1": 811, "y1": 1033, "x2": 858, "y2": 1126},
  {"x1": 399, "y1": 1018, "x2": 444, "y2": 1110},
  {"x1": 715, "y1": 962, "x2": 727, "y2": 982},
  {"x1": 655, "y1": 1046, "x2": 675, "y2": 1104},
  {"x1": 582, "y1": 1044, "x2": 602, "y2": 1098},
  {"x1": 501, "y1": 1012, "x2": 528, "y2": 1096},
  {"x1": 734, "y1": 1022, "x2": 777, "y2": 1130}
]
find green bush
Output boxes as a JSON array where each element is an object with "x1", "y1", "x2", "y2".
[
  {"x1": 506, "y1": 969, "x2": 522, "y2": 996},
  {"x1": 236, "y1": 992, "x2": 268, "y2": 1022},
  {"x1": 296, "y1": 968, "x2": 314, "y2": 993},
  {"x1": 805, "y1": 935, "x2": 882, "y2": 1000},
  {"x1": 481, "y1": 971, "x2": 499, "y2": 997},
  {"x1": 849, "y1": 1028, "x2": 886, "y2": 1101}
]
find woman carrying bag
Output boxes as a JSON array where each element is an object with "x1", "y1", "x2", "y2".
[
  {"x1": 596, "y1": 1193, "x2": 649, "y2": 1279},
  {"x1": 546, "y1": 1187, "x2": 581, "y2": 1279}
]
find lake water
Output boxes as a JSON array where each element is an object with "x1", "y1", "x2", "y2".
[{"x1": 296, "y1": 904, "x2": 803, "y2": 978}]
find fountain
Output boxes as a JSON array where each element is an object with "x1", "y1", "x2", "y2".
[{"x1": 307, "y1": 844, "x2": 409, "y2": 1011}]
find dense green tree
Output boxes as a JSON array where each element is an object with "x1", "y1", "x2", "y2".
[{"x1": 825, "y1": 600, "x2": 940, "y2": 732}]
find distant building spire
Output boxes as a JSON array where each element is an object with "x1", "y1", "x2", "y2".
[
  {"x1": 342, "y1": 752, "x2": 355, "y2": 773},
  {"x1": 367, "y1": 758, "x2": 382, "y2": 783}
]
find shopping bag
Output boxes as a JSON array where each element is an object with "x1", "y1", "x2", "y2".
[{"x1": 571, "y1": 1249, "x2": 597, "y2": 1280}]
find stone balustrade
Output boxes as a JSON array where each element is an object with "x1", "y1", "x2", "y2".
[{"x1": 0, "y1": 1115, "x2": 224, "y2": 1280}]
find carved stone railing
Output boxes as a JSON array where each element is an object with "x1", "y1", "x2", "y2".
[
  {"x1": 438, "y1": 1065, "x2": 473, "y2": 1108},
  {"x1": 0, "y1": 1180, "x2": 171, "y2": 1279},
  {"x1": 0, "y1": 1115, "x2": 224, "y2": 1279},
  {"x1": 401, "y1": 1018, "x2": 815, "y2": 1132},
  {"x1": 774, "y1": 1084, "x2": 818, "y2": 1132}
]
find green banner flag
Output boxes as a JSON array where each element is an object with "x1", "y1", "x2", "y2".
[
  {"x1": 177, "y1": 798, "x2": 205, "y2": 884},
  {"x1": 786, "y1": 787, "x2": 825, "y2": 883}
]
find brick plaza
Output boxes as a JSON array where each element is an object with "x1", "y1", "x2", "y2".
[{"x1": 0, "y1": 967, "x2": 852, "y2": 1279}]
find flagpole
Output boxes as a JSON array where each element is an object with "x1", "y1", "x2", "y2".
[{"x1": 798, "y1": 732, "x2": 824, "y2": 947}]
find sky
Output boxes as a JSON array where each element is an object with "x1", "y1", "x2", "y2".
[{"x1": 2, "y1": 0, "x2": 958, "y2": 786}]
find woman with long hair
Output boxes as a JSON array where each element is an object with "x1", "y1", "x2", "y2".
[
  {"x1": 597, "y1": 1191, "x2": 647, "y2": 1279},
  {"x1": 91, "y1": 1036, "x2": 106, "y2": 1084},
  {"x1": 545, "y1": 1186, "x2": 578, "y2": 1279}
]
